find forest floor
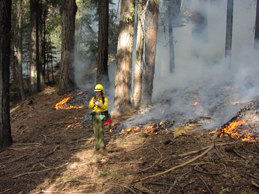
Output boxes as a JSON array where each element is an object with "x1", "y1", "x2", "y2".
[{"x1": 1, "y1": 85, "x2": 259, "y2": 194}]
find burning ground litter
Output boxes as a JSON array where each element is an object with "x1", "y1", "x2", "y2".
[{"x1": 2, "y1": 86, "x2": 259, "y2": 193}]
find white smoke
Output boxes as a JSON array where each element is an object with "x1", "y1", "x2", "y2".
[
  {"x1": 73, "y1": 0, "x2": 259, "y2": 130},
  {"x1": 150, "y1": 0, "x2": 259, "y2": 129}
]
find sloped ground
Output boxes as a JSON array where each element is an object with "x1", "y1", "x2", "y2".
[{"x1": 1, "y1": 87, "x2": 259, "y2": 194}]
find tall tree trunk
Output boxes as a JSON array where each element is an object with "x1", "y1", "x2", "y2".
[
  {"x1": 42, "y1": 8, "x2": 47, "y2": 80},
  {"x1": 58, "y1": 0, "x2": 77, "y2": 95},
  {"x1": 0, "y1": 0, "x2": 13, "y2": 150},
  {"x1": 168, "y1": 5, "x2": 175, "y2": 74},
  {"x1": 254, "y1": 0, "x2": 259, "y2": 50},
  {"x1": 133, "y1": 0, "x2": 145, "y2": 108},
  {"x1": 30, "y1": 0, "x2": 38, "y2": 93},
  {"x1": 97, "y1": 0, "x2": 110, "y2": 86},
  {"x1": 37, "y1": 0, "x2": 44, "y2": 92},
  {"x1": 141, "y1": 0, "x2": 159, "y2": 106},
  {"x1": 113, "y1": 0, "x2": 135, "y2": 114},
  {"x1": 168, "y1": 0, "x2": 181, "y2": 73},
  {"x1": 17, "y1": 0, "x2": 26, "y2": 101},
  {"x1": 225, "y1": 0, "x2": 233, "y2": 70},
  {"x1": 51, "y1": 54, "x2": 54, "y2": 83}
]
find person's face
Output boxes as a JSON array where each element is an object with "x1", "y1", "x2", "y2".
[{"x1": 96, "y1": 91, "x2": 102, "y2": 98}]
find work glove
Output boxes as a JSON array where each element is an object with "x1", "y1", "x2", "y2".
[{"x1": 94, "y1": 101, "x2": 103, "y2": 107}]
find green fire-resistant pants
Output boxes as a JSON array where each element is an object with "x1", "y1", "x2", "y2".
[{"x1": 92, "y1": 115, "x2": 105, "y2": 150}]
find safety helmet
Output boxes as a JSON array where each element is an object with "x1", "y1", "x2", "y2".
[{"x1": 94, "y1": 84, "x2": 104, "y2": 92}]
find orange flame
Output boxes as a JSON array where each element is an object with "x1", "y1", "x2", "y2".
[
  {"x1": 191, "y1": 102, "x2": 200, "y2": 106},
  {"x1": 209, "y1": 120, "x2": 259, "y2": 142},
  {"x1": 66, "y1": 122, "x2": 82, "y2": 130},
  {"x1": 220, "y1": 120, "x2": 246, "y2": 138},
  {"x1": 55, "y1": 93, "x2": 84, "y2": 110},
  {"x1": 121, "y1": 122, "x2": 168, "y2": 135}
]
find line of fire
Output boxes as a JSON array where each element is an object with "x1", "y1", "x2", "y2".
[{"x1": 55, "y1": 90, "x2": 259, "y2": 143}]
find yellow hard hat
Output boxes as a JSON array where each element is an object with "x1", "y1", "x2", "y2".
[{"x1": 94, "y1": 84, "x2": 104, "y2": 92}]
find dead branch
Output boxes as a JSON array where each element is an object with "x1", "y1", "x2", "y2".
[
  {"x1": 90, "y1": 187, "x2": 113, "y2": 194},
  {"x1": 70, "y1": 145, "x2": 93, "y2": 151},
  {"x1": 252, "y1": 179, "x2": 259, "y2": 188},
  {"x1": 246, "y1": 172, "x2": 259, "y2": 180},
  {"x1": 108, "y1": 183, "x2": 136, "y2": 194},
  {"x1": 44, "y1": 145, "x2": 60, "y2": 158},
  {"x1": 194, "y1": 165, "x2": 222, "y2": 175},
  {"x1": 0, "y1": 188, "x2": 12, "y2": 194},
  {"x1": 242, "y1": 144, "x2": 259, "y2": 156},
  {"x1": 129, "y1": 157, "x2": 143, "y2": 165},
  {"x1": 63, "y1": 180, "x2": 95, "y2": 184},
  {"x1": 34, "y1": 189, "x2": 113, "y2": 194},
  {"x1": 10, "y1": 103, "x2": 23, "y2": 114},
  {"x1": 197, "y1": 174, "x2": 213, "y2": 194},
  {"x1": 101, "y1": 177, "x2": 112, "y2": 186},
  {"x1": 10, "y1": 154, "x2": 29, "y2": 163},
  {"x1": 12, "y1": 111, "x2": 27, "y2": 123},
  {"x1": 233, "y1": 149, "x2": 246, "y2": 160},
  {"x1": 61, "y1": 178, "x2": 112, "y2": 186},
  {"x1": 0, "y1": 162, "x2": 5, "y2": 169},
  {"x1": 49, "y1": 122, "x2": 73, "y2": 126},
  {"x1": 140, "y1": 147, "x2": 162, "y2": 173},
  {"x1": 11, "y1": 142, "x2": 42, "y2": 146},
  {"x1": 13, "y1": 163, "x2": 68, "y2": 178},
  {"x1": 63, "y1": 135, "x2": 95, "y2": 146},
  {"x1": 68, "y1": 137, "x2": 95, "y2": 144},
  {"x1": 189, "y1": 162, "x2": 212, "y2": 166},
  {"x1": 160, "y1": 142, "x2": 236, "y2": 165},
  {"x1": 134, "y1": 182, "x2": 154, "y2": 194},
  {"x1": 165, "y1": 169, "x2": 192, "y2": 193},
  {"x1": 140, "y1": 144, "x2": 215, "y2": 181},
  {"x1": 125, "y1": 139, "x2": 147, "y2": 153},
  {"x1": 144, "y1": 182, "x2": 171, "y2": 186},
  {"x1": 179, "y1": 142, "x2": 236, "y2": 158},
  {"x1": 166, "y1": 180, "x2": 177, "y2": 194}
]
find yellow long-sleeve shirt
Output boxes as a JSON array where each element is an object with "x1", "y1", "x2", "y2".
[{"x1": 88, "y1": 96, "x2": 108, "y2": 113}]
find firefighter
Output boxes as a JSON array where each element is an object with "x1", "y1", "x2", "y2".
[{"x1": 88, "y1": 84, "x2": 108, "y2": 151}]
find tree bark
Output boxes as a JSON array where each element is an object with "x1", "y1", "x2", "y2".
[
  {"x1": 0, "y1": 0, "x2": 13, "y2": 150},
  {"x1": 37, "y1": 1, "x2": 44, "y2": 92},
  {"x1": 58, "y1": 0, "x2": 77, "y2": 95},
  {"x1": 168, "y1": 2, "x2": 175, "y2": 74},
  {"x1": 17, "y1": 0, "x2": 26, "y2": 101},
  {"x1": 133, "y1": 0, "x2": 145, "y2": 108},
  {"x1": 113, "y1": 0, "x2": 135, "y2": 114},
  {"x1": 254, "y1": 0, "x2": 259, "y2": 49},
  {"x1": 97, "y1": 0, "x2": 110, "y2": 86},
  {"x1": 225, "y1": 0, "x2": 233, "y2": 70},
  {"x1": 42, "y1": 8, "x2": 47, "y2": 81},
  {"x1": 30, "y1": 0, "x2": 39, "y2": 93},
  {"x1": 168, "y1": 0, "x2": 181, "y2": 74},
  {"x1": 141, "y1": 0, "x2": 159, "y2": 106}
]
